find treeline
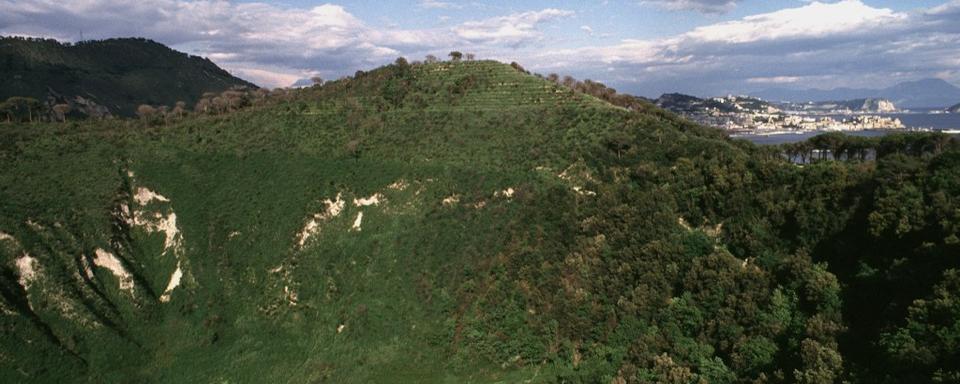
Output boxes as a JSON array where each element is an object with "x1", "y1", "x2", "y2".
[
  {"x1": 778, "y1": 131, "x2": 957, "y2": 163},
  {"x1": 541, "y1": 73, "x2": 655, "y2": 111},
  {"x1": 0, "y1": 96, "x2": 81, "y2": 123},
  {"x1": 0, "y1": 96, "x2": 45, "y2": 123},
  {"x1": 0, "y1": 86, "x2": 300, "y2": 125},
  {"x1": 135, "y1": 86, "x2": 291, "y2": 123}
]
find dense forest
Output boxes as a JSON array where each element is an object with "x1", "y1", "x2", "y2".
[
  {"x1": 0, "y1": 36, "x2": 253, "y2": 118},
  {"x1": 1, "y1": 56, "x2": 958, "y2": 383}
]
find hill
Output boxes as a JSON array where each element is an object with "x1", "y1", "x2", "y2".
[
  {"x1": 1, "y1": 58, "x2": 959, "y2": 383},
  {"x1": 781, "y1": 98, "x2": 898, "y2": 113},
  {"x1": 655, "y1": 93, "x2": 780, "y2": 114},
  {"x1": 753, "y1": 78, "x2": 960, "y2": 108},
  {"x1": 949, "y1": 102, "x2": 960, "y2": 113},
  {"x1": 0, "y1": 36, "x2": 255, "y2": 117}
]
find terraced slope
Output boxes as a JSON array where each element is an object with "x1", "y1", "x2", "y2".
[{"x1": 2, "y1": 60, "x2": 959, "y2": 384}]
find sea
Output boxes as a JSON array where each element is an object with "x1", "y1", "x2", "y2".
[{"x1": 737, "y1": 111, "x2": 960, "y2": 145}]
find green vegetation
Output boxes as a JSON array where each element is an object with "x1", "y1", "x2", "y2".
[
  {"x1": 1, "y1": 58, "x2": 959, "y2": 383},
  {"x1": 0, "y1": 36, "x2": 254, "y2": 118},
  {"x1": 777, "y1": 131, "x2": 954, "y2": 162}
]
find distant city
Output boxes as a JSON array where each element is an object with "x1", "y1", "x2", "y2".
[{"x1": 653, "y1": 93, "x2": 960, "y2": 136}]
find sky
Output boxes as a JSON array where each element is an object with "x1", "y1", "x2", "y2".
[{"x1": 1, "y1": 0, "x2": 959, "y2": 97}]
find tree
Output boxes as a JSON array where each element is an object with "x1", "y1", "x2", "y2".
[
  {"x1": 194, "y1": 98, "x2": 211, "y2": 114},
  {"x1": 211, "y1": 96, "x2": 228, "y2": 114},
  {"x1": 394, "y1": 57, "x2": 411, "y2": 77},
  {"x1": 310, "y1": 76, "x2": 324, "y2": 86},
  {"x1": 4, "y1": 96, "x2": 43, "y2": 123},
  {"x1": 448, "y1": 51, "x2": 463, "y2": 61},
  {"x1": 172, "y1": 101, "x2": 187, "y2": 119},
  {"x1": 220, "y1": 89, "x2": 249, "y2": 111},
  {"x1": 425, "y1": 54, "x2": 438, "y2": 63},
  {"x1": 52, "y1": 103, "x2": 71, "y2": 123},
  {"x1": 157, "y1": 105, "x2": 170, "y2": 122},
  {"x1": 606, "y1": 133, "x2": 632, "y2": 159},
  {"x1": 465, "y1": 53, "x2": 476, "y2": 61},
  {"x1": 0, "y1": 99, "x2": 10, "y2": 122},
  {"x1": 880, "y1": 270, "x2": 960, "y2": 381},
  {"x1": 136, "y1": 104, "x2": 157, "y2": 121},
  {"x1": 793, "y1": 339, "x2": 843, "y2": 384},
  {"x1": 345, "y1": 139, "x2": 362, "y2": 159}
]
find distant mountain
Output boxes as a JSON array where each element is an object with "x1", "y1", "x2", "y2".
[
  {"x1": 655, "y1": 93, "x2": 724, "y2": 113},
  {"x1": 783, "y1": 98, "x2": 898, "y2": 113},
  {"x1": 949, "y1": 103, "x2": 960, "y2": 113},
  {"x1": 0, "y1": 36, "x2": 255, "y2": 117},
  {"x1": 753, "y1": 78, "x2": 960, "y2": 108}
]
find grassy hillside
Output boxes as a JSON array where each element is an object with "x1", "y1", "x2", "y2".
[
  {"x1": 0, "y1": 37, "x2": 254, "y2": 117},
  {"x1": 1, "y1": 59, "x2": 959, "y2": 383}
]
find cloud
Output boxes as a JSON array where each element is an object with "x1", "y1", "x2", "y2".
[
  {"x1": 683, "y1": 0, "x2": 905, "y2": 43},
  {"x1": 418, "y1": 0, "x2": 460, "y2": 9},
  {"x1": 226, "y1": 65, "x2": 303, "y2": 89},
  {"x1": 641, "y1": 0, "x2": 741, "y2": 14},
  {"x1": 0, "y1": 1, "x2": 569, "y2": 87},
  {"x1": 745, "y1": 76, "x2": 803, "y2": 84},
  {"x1": 453, "y1": 8, "x2": 574, "y2": 46},
  {"x1": 533, "y1": 0, "x2": 960, "y2": 96}
]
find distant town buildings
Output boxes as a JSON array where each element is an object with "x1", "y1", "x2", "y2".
[{"x1": 656, "y1": 94, "x2": 906, "y2": 135}]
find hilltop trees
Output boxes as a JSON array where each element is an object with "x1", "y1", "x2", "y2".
[
  {"x1": 0, "y1": 99, "x2": 13, "y2": 122},
  {"x1": 172, "y1": 101, "x2": 187, "y2": 119},
  {"x1": 542, "y1": 74, "x2": 656, "y2": 111},
  {"x1": 194, "y1": 98, "x2": 212, "y2": 115},
  {"x1": 99, "y1": 86, "x2": 278, "y2": 124},
  {"x1": 395, "y1": 56, "x2": 411, "y2": 70},
  {"x1": 449, "y1": 51, "x2": 463, "y2": 61},
  {"x1": 51, "y1": 104, "x2": 71, "y2": 123},
  {"x1": 188, "y1": 86, "x2": 269, "y2": 116},
  {"x1": 0, "y1": 97, "x2": 44, "y2": 123},
  {"x1": 136, "y1": 104, "x2": 157, "y2": 121}
]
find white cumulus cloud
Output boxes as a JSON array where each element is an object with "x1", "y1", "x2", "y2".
[
  {"x1": 453, "y1": 8, "x2": 574, "y2": 46},
  {"x1": 641, "y1": 0, "x2": 741, "y2": 14}
]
